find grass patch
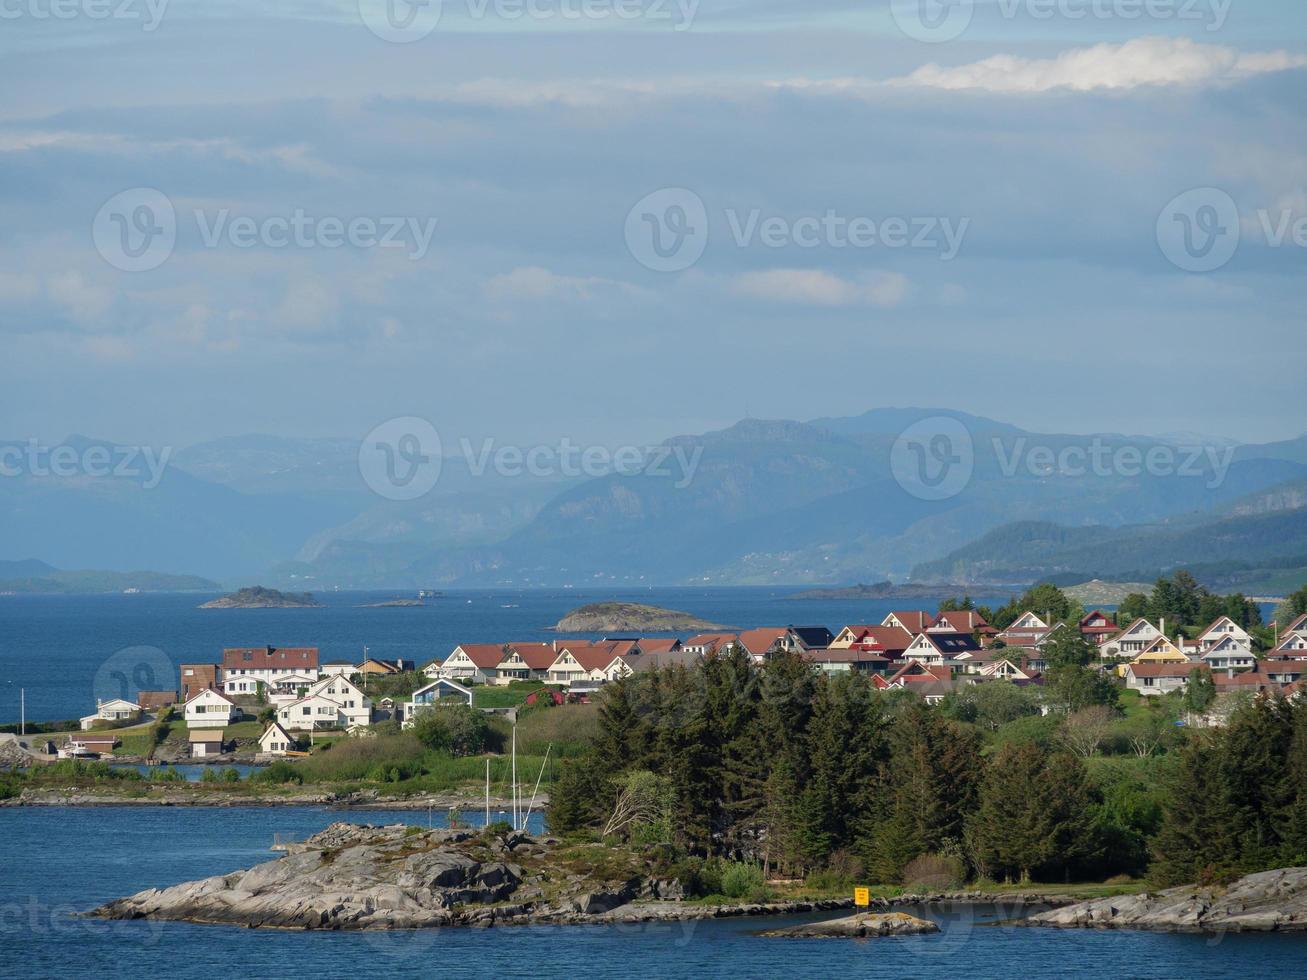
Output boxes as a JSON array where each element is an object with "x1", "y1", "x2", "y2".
[{"x1": 473, "y1": 682, "x2": 553, "y2": 710}]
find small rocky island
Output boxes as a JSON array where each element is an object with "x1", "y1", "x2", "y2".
[
  {"x1": 1027, "y1": 867, "x2": 1307, "y2": 933},
  {"x1": 356, "y1": 599, "x2": 426, "y2": 608},
  {"x1": 199, "y1": 586, "x2": 323, "y2": 609},
  {"x1": 91, "y1": 823, "x2": 846, "y2": 930},
  {"x1": 551, "y1": 602, "x2": 726, "y2": 633},
  {"x1": 760, "y1": 911, "x2": 938, "y2": 938}
]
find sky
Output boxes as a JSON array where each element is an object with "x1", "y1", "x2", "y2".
[{"x1": 1, "y1": 0, "x2": 1305, "y2": 451}]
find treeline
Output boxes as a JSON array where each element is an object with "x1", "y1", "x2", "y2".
[
  {"x1": 1117, "y1": 570, "x2": 1262, "y2": 635},
  {"x1": 554, "y1": 650, "x2": 1136, "y2": 884}
]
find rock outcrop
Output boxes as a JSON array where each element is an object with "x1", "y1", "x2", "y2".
[
  {"x1": 91, "y1": 822, "x2": 851, "y2": 931},
  {"x1": 551, "y1": 602, "x2": 725, "y2": 633},
  {"x1": 760, "y1": 911, "x2": 940, "y2": 938},
  {"x1": 1027, "y1": 868, "x2": 1307, "y2": 933}
]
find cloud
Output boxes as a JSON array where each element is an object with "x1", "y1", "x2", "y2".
[
  {"x1": 483, "y1": 266, "x2": 641, "y2": 303},
  {"x1": 886, "y1": 37, "x2": 1307, "y2": 94},
  {"x1": 730, "y1": 269, "x2": 908, "y2": 307}
]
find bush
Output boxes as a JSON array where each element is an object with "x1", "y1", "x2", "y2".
[
  {"x1": 720, "y1": 861, "x2": 766, "y2": 899},
  {"x1": 220, "y1": 767, "x2": 241, "y2": 783},
  {"x1": 901, "y1": 853, "x2": 966, "y2": 891},
  {"x1": 250, "y1": 760, "x2": 304, "y2": 785},
  {"x1": 410, "y1": 705, "x2": 489, "y2": 757},
  {"x1": 149, "y1": 766, "x2": 186, "y2": 782}
]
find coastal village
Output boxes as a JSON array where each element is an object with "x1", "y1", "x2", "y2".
[{"x1": 59, "y1": 605, "x2": 1307, "y2": 762}]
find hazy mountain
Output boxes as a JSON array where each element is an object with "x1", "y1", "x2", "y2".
[
  {"x1": 911, "y1": 477, "x2": 1307, "y2": 588},
  {"x1": 6, "y1": 413, "x2": 1307, "y2": 588}
]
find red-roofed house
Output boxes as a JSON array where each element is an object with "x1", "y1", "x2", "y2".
[
  {"x1": 495, "y1": 642, "x2": 560, "y2": 683},
  {"x1": 1123, "y1": 661, "x2": 1203, "y2": 696},
  {"x1": 435, "y1": 644, "x2": 509, "y2": 684},
  {"x1": 929, "y1": 610, "x2": 996, "y2": 640},
  {"x1": 683, "y1": 633, "x2": 738, "y2": 656},
  {"x1": 221, "y1": 646, "x2": 319, "y2": 694},
  {"x1": 882, "y1": 611, "x2": 933, "y2": 635},
  {"x1": 1078, "y1": 610, "x2": 1117, "y2": 645}
]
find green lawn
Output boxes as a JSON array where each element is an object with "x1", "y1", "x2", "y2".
[{"x1": 473, "y1": 682, "x2": 555, "y2": 709}]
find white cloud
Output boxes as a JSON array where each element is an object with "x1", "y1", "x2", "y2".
[
  {"x1": 483, "y1": 266, "x2": 640, "y2": 303},
  {"x1": 730, "y1": 269, "x2": 908, "y2": 308},
  {"x1": 886, "y1": 37, "x2": 1307, "y2": 94}
]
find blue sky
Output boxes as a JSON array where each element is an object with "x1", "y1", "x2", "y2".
[{"x1": 1, "y1": 0, "x2": 1304, "y2": 449}]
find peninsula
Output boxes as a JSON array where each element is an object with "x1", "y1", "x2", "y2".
[
  {"x1": 199, "y1": 586, "x2": 323, "y2": 609},
  {"x1": 550, "y1": 602, "x2": 726, "y2": 633}
]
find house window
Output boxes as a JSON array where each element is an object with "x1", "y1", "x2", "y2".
[{"x1": 302, "y1": 707, "x2": 311, "y2": 716}]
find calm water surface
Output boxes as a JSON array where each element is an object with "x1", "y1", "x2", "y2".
[
  {"x1": 1, "y1": 806, "x2": 1304, "y2": 979},
  {"x1": 0, "y1": 587, "x2": 1021, "y2": 723}
]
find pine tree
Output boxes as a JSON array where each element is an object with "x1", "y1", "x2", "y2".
[{"x1": 1150, "y1": 738, "x2": 1239, "y2": 886}]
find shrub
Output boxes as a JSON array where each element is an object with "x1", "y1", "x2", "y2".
[
  {"x1": 220, "y1": 767, "x2": 242, "y2": 783},
  {"x1": 901, "y1": 853, "x2": 966, "y2": 891},
  {"x1": 410, "y1": 705, "x2": 489, "y2": 757},
  {"x1": 250, "y1": 761, "x2": 304, "y2": 785},
  {"x1": 720, "y1": 862, "x2": 766, "y2": 899},
  {"x1": 200, "y1": 767, "x2": 220, "y2": 783}
]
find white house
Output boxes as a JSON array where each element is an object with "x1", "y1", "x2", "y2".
[
  {"x1": 220, "y1": 646, "x2": 320, "y2": 692},
  {"x1": 189, "y1": 728, "x2": 226, "y2": 758},
  {"x1": 277, "y1": 694, "x2": 348, "y2": 732},
  {"x1": 79, "y1": 698, "x2": 141, "y2": 731},
  {"x1": 1099, "y1": 618, "x2": 1162, "y2": 659},
  {"x1": 185, "y1": 689, "x2": 240, "y2": 728},
  {"x1": 266, "y1": 672, "x2": 320, "y2": 704},
  {"x1": 320, "y1": 661, "x2": 357, "y2": 678},
  {"x1": 259, "y1": 722, "x2": 296, "y2": 756},
  {"x1": 304, "y1": 675, "x2": 372, "y2": 728},
  {"x1": 1197, "y1": 616, "x2": 1253, "y2": 652},
  {"x1": 1200, "y1": 634, "x2": 1256, "y2": 671},
  {"x1": 403, "y1": 678, "x2": 475, "y2": 727},
  {"x1": 431, "y1": 644, "x2": 506, "y2": 684},
  {"x1": 1123, "y1": 662, "x2": 1200, "y2": 696},
  {"x1": 903, "y1": 631, "x2": 981, "y2": 669}
]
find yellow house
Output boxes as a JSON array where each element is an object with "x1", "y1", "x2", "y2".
[{"x1": 1131, "y1": 635, "x2": 1191, "y2": 665}]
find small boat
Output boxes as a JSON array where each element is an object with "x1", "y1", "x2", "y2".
[
  {"x1": 57, "y1": 745, "x2": 101, "y2": 760},
  {"x1": 417, "y1": 589, "x2": 442, "y2": 599}
]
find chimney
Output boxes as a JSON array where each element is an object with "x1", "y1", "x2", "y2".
[{"x1": 1160, "y1": 617, "x2": 1166, "y2": 638}]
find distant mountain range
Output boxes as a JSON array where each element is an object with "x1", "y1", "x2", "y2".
[{"x1": 4, "y1": 411, "x2": 1307, "y2": 591}]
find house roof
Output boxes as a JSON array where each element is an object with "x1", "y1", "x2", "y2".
[
  {"x1": 624, "y1": 649, "x2": 701, "y2": 672},
  {"x1": 222, "y1": 646, "x2": 319, "y2": 671},
  {"x1": 185, "y1": 688, "x2": 234, "y2": 707},
  {"x1": 933, "y1": 610, "x2": 994, "y2": 633},
  {"x1": 886, "y1": 611, "x2": 933, "y2": 633},
  {"x1": 736, "y1": 628, "x2": 790, "y2": 656},
  {"x1": 452, "y1": 644, "x2": 510, "y2": 669},
  {"x1": 890, "y1": 662, "x2": 952, "y2": 684},
  {"x1": 506, "y1": 642, "x2": 560, "y2": 670},
  {"x1": 557, "y1": 641, "x2": 635, "y2": 671},
  {"x1": 684, "y1": 632, "x2": 738, "y2": 651},
  {"x1": 1284, "y1": 613, "x2": 1307, "y2": 636},
  {"x1": 636, "y1": 637, "x2": 682, "y2": 654},
  {"x1": 1127, "y1": 662, "x2": 1204, "y2": 679},
  {"x1": 189, "y1": 729, "x2": 226, "y2": 742},
  {"x1": 1078, "y1": 610, "x2": 1117, "y2": 632},
  {"x1": 260, "y1": 722, "x2": 293, "y2": 742},
  {"x1": 913, "y1": 631, "x2": 982, "y2": 656},
  {"x1": 846, "y1": 626, "x2": 914, "y2": 653},
  {"x1": 787, "y1": 625, "x2": 835, "y2": 649}
]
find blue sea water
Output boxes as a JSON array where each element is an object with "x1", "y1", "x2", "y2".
[
  {"x1": 0, "y1": 587, "x2": 1020, "y2": 724},
  {"x1": 1, "y1": 805, "x2": 1305, "y2": 979}
]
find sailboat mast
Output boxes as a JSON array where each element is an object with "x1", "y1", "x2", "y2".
[
  {"x1": 511, "y1": 723, "x2": 518, "y2": 830},
  {"x1": 485, "y1": 756, "x2": 490, "y2": 827}
]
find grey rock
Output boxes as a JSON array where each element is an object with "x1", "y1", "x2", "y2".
[
  {"x1": 1028, "y1": 867, "x2": 1307, "y2": 933},
  {"x1": 761, "y1": 912, "x2": 940, "y2": 938}
]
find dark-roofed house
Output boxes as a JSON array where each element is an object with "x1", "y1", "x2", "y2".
[{"x1": 903, "y1": 630, "x2": 982, "y2": 668}]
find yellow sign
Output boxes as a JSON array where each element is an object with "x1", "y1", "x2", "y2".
[{"x1": 854, "y1": 887, "x2": 870, "y2": 907}]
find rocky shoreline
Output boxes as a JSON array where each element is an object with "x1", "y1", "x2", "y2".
[
  {"x1": 2, "y1": 787, "x2": 532, "y2": 810},
  {"x1": 1026, "y1": 868, "x2": 1307, "y2": 933},
  {"x1": 88, "y1": 821, "x2": 1104, "y2": 936}
]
